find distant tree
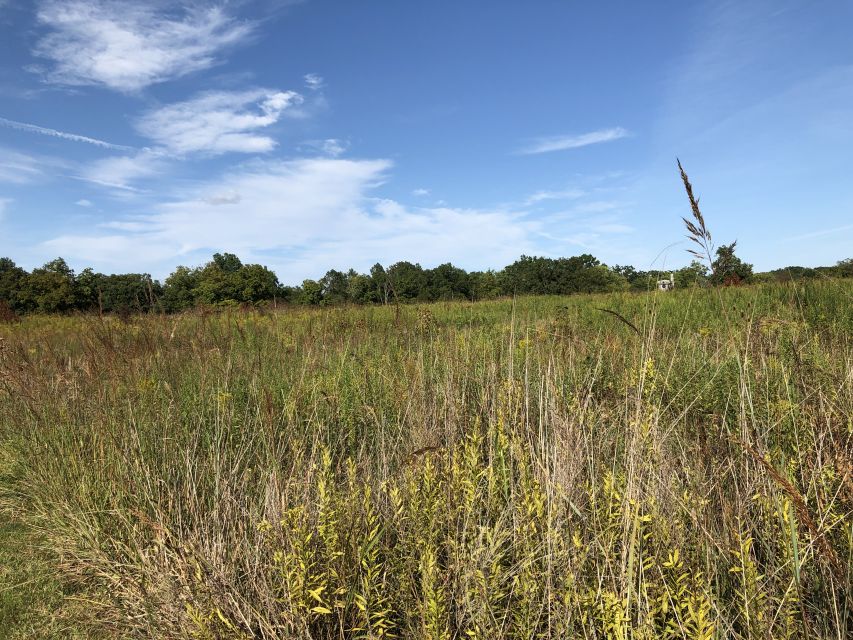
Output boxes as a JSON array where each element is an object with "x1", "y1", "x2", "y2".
[
  {"x1": 370, "y1": 263, "x2": 391, "y2": 304},
  {"x1": 320, "y1": 269, "x2": 349, "y2": 304},
  {"x1": 212, "y1": 252, "x2": 243, "y2": 273},
  {"x1": 163, "y1": 255, "x2": 279, "y2": 308},
  {"x1": 579, "y1": 264, "x2": 627, "y2": 293},
  {"x1": 500, "y1": 255, "x2": 551, "y2": 294},
  {"x1": 613, "y1": 265, "x2": 660, "y2": 291},
  {"x1": 18, "y1": 258, "x2": 79, "y2": 313},
  {"x1": 675, "y1": 260, "x2": 710, "y2": 287},
  {"x1": 0, "y1": 257, "x2": 28, "y2": 313},
  {"x1": 346, "y1": 269, "x2": 375, "y2": 303},
  {"x1": 768, "y1": 266, "x2": 818, "y2": 282},
  {"x1": 12, "y1": 245, "x2": 850, "y2": 316},
  {"x1": 75, "y1": 268, "x2": 101, "y2": 311},
  {"x1": 387, "y1": 261, "x2": 426, "y2": 300},
  {"x1": 299, "y1": 279, "x2": 323, "y2": 305},
  {"x1": 500, "y1": 254, "x2": 620, "y2": 295},
  {"x1": 711, "y1": 243, "x2": 753, "y2": 285},
  {"x1": 76, "y1": 269, "x2": 159, "y2": 313},
  {"x1": 469, "y1": 270, "x2": 502, "y2": 300},
  {"x1": 275, "y1": 285, "x2": 300, "y2": 304},
  {"x1": 233, "y1": 264, "x2": 279, "y2": 302},
  {"x1": 612, "y1": 264, "x2": 638, "y2": 281},
  {"x1": 424, "y1": 263, "x2": 471, "y2": 300},
  {"x1": 194, "y1": 261, "x2": 238, "y2": 305},
  {"x1": 162, "y1": 266, "x2": 201, "y2": 312}
]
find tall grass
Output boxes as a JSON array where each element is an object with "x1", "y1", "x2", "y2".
[{"x1": 0, "y1": 281, "x2": 851, "y2": 638}]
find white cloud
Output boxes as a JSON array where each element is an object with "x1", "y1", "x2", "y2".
[
  {"x1": 304, "y1": 73, "x2": 324, "y2": 90},
  {"x1": 33, "y1": 1, "x2": 255, "y2": 92},
  {"x1": 0, "y1": 116, "x2": 132, "y2": 150},
  {"x1": 78, "y1": 149, "x2": 166, "y2": 191},
  {"x1": 203, "y1": 191, "x2": 241, "y2": 206},
  {"x1": 320, "y1": 139, "x2": 346, "y2": 157},
  {"x1": 0, "y1": 198, "x2": 10, "y2": 219},
  {"x1": 301, "y1": 138, "x2": 348, "y2": 157},
  {"x1": 412, "y1": 188, "x2": 430, "y2": 197},
  {"x1": 43, "y1": 158, "x2": 542, "y2": 282},
  {"x1": 524, "y1": 188, "x2": 585, "y2": 205},
  {"x1": 519, "y1": 127, "x2": 629, "y2": 155},
  {"x1": 0, "y1": 148, "x2": 45, "y2": 183},
  {"x1": 44, "y1": 234, "x2": 144, "y2": 264},
  {"x1": 100, "y1": 220, "x2": 148, "y2": 231},
  {"x1": 136, "y1": 89, "x2": 303, "y2": 155},
  {"x1": 75, "y1": 198, "x2": 93, "y2": 207}
]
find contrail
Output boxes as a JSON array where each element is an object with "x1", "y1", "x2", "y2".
[{"x1": 0, "y1": 116, "x2": 133, "y2": 151}]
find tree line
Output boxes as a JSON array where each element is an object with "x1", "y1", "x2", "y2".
[{"x1": 0, "y1": 249, "x2": 851, "y2": 316}]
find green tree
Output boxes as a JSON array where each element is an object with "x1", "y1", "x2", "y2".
[
  {"x1": 299, "y1": 279, "x2": 323, "y2": 305},
  {"x1": 675, "y1": 260, "x2": 710, "y2": 287},
  {"x1": 387, "y1": 262, "x2": 426, "y2": 300},
  {"x1": 500, "y1": 254, "x2": 619, "y2": 295},
  {"x1": 836, "y1": 258, "x2": 853, "y2": 277},
  {"x1": 194, "y1": 263, "x2": 236, "y2": 305},
  {"x1": 320, "y1": 269, "x2": 349, "y2": 304},
  {"x1": 711, "y1": 243, "x2": 753, "y2": 285},
  {"x1": 0, "y1": 257, "x2": 28, "y2": 313},
  {"x1": 75, "y1": 268, "x2": 102, "y2": 311},
  {"x1": 346, "y1": 270, "x2": 375, "y2": 303},
  {"x1": 424, "y1": 263, "x2": 471, "y2": 300},
  {"x1": 233, "y1": 264, "x2": 279, "y2": 302},
  {"x1": 212, "y1": 252, "x2": 243, "y2": 273},
  {"x1": 162, "y1": 266, "x2": 201, "y2": 312},
  {"x1": 370, "y1": 263, "x2": 390, "y2": 304},
  {"x1": 166, "y1": 255, "x2": 279, "y2": 308},
  {"x1": 96, "y1": 273, "x2": 160, "y2": 313},
  {"x1": 469, "y1": 270, "x2": 502, "y2": 300},
  {"x1": 768, "y1": 266, "x2": 817, "y2": 282},
  {"x1": 18, "y1": 258, "x2": 80, "y2": 313}
]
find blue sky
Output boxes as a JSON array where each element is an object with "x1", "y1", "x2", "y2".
[{"x1": 0, "y1": 0, "x2": 851, "y2": 283}]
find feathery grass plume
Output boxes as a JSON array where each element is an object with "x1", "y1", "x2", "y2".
[{"x1": 678, "y1": 159, "x2": 715, "y2": 274}]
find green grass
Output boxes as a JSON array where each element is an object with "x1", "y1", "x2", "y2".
[{"x1": 0, "y1": 280, "x2": 851, "y2": 638}]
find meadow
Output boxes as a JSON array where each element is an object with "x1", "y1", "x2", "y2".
[{"x1": 0, "y1": 281, "x2": 851, "y2": 638}]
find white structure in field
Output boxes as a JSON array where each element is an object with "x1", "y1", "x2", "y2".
[{"x1": 657, "y1": 273, "x2": 675, "y2": 291}]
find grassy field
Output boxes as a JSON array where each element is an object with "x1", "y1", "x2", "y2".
[{"x1": 1, "y1": 281, "x2": 851, "y2": 639}]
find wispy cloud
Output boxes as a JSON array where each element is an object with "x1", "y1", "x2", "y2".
[
  {"x1": 0, "y1": 198, "x2": 10, "y2": 220},
  {"x1": 412, "y1": 188, "x2": 430, "y2": 197},
  {"x1": 304, "y1": 73, "x2": 324, "y2": 90},
  {"x1": 784, "y1": 223, "x2": 853, "y2": 242},
  {"x1": 202, "y1": 191, "x2": 241, "y2": 206},
  {"x1": 43, "y1": 158, "x2": 542, "y2": 281},
  {"x1": 573, "y1": 200, "x2": 625, "y2": 214},
  {"x1": 33, "y1": 1, "x2": 255, "y2": 92},
  {"x1": 0, "y1": 115, "x2": 132, "y2": 150},
  {"x1": 78, "y1": 149, "x2": 166, "y2": 191},
  {"x1": 135, "y1": 89, "x2": 303, "y2": 155},
  {"x1": 524, "y1": 188, "x2": 586, "y2": 205},
  {"x1": 518, "y1": 127, "x2": 629, "y2": 155},
  {"x1": 0, "y1": 147, "x2": 56, "y2": 184},
  {"x1": 75, "y1": 199, "x2": 93, "y2": 207},
  {"x1": 299, "y1": 138, "x2": 348, "y2": 157},
  {"x1": 318, "y1": 138, "x2": 347, "y2": 157}
]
